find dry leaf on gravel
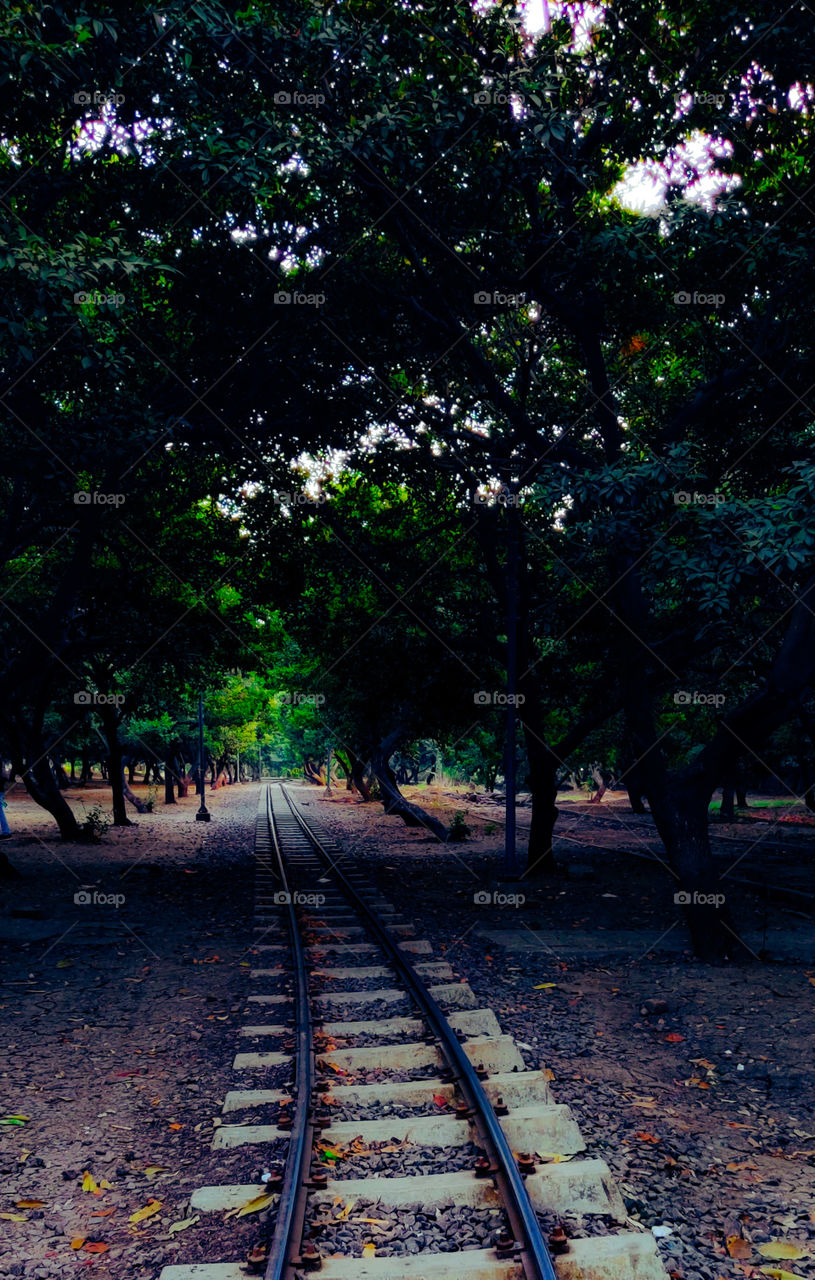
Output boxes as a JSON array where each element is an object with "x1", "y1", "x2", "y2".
[
  {"x1": 143, "y1": 1164, "x2": 168, "y2": 1179},
  {"x1": 760, "y1": 1270, "x2": 807, "y2": 1280},
  {"x1": 362, "y1": 1243, "x2": 376, "y2": 1257},
  {"x1": 0, "y1": 1213, "x2": 27, "y2": 1222},
  {"x1": 727, "y1": 1237, "x2": 753, "y2": 1259},
  {"x1": 16, "y1": 1199, "x2": 45, "y2": 1208},
  {"x1": 168, "y1": 1215, "x2": 200, "y2": 1235},
  {"x1": 129, "y1": 1198, "x2": 162, "y2": 1225},
  {"x1": 757, "y1": 1245, "x2": 806, "y2": 1260}
]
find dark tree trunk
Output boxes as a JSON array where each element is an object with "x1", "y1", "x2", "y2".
[
  {"x1": 370, "y1": 736, "x2": 448, "y2": 842},
  {"x1": 720, "y1": 784, "x2": 735, "y2": 821},
  {"x1": 736, "y1": 787, "x2": 748, "y2": 808},
  {"x1": 350, "y1": 754, "x2": 372, "y2": 800},
  {"x1": 80, "y1": 749, "x2": 93, "y2": 783},
  {"x1": 26, "y1": 752, "x2": 84, "y2": 840},
  {"x1": 99, "y1": 707, "x2": 132, "y2": 826},
  {"x1": 520, "y1": 720, "x2": 559, "y2": 877}
]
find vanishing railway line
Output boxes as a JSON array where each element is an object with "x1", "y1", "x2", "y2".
[{"x1": 162, "y1": 782, "x2": 668, "y2": 1280}]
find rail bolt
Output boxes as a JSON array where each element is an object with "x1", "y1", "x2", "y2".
[
  {"x1": 495, "y1": 1230, "x2": 519, "y2": 1258},
  {"x1": 493, "y1": 1094, "x2": 509, "y2": 1116},
  {"x1": 475, "y1": 1064, "x2": 489, "y2": 1080},
  {"x1": 299, "y1": 1241, "x2": 323, "y2": 1271},
  {"x1": 245, "y1": 1243, "x2": 268, "y2": 1274},
  {"x1": 455, "y1": 1104, "x2": 474, "y2": 1120},
  {"x1": 277, "y1": 1110, "x2": 293, "y2": 1130},
  {"x1": 474, "y1": 1154, "x2": 494, "y2": 1178},
  {"x1": 261, "y1": 1165, "x2": 284, "y2": 1193},
  {"x1": 308, "y1": 1169, "x2": 329, "y2": 1188},
  {"x1": 549, "y1": 1223, "x2": 570, "y2": 1254},
  {"x1": 516, "y1": 1151, "x2": 536, "y2": 1175}
]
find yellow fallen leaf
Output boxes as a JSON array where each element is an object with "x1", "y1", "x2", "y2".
[
  {"x1": 232, "y1": 1190, "x2": 274, "y2": 1219},
  {"x1": 0, "y1": 1213, "x2": 26, "y2": 1222},
  {"x1": 16, "y1": 1199, "x2": 45, "y2": 1209},
  {"x1": 143, "y1": 1165, "x2": 168, "y2": 1180},
  {"x1": 362, "y1": 1243, "x2": 376, "y2": 1258},
  {"x1": 533, "y1": 983, "x2": 557, "y2": 990},
  {"x1": 537, "y1": 1153, "x2": 574, "y2": 1163},
  {"x1": 760, "y1": 1269, "x2": 808, "y2": 1280},
  {"x1": 98, "y1": 1179, "x2": 112, "y2": 1190},
  {"x1": 337, "y1": 1200, "x2": 357, "y2": 1222},
  {"x1": 129, "y1": 1199, "x2": 162, "y2": 1225},
  {"x1": 70, "y1": 1237, "x2": 86, "y2": 1250},
  {"x1": 81, "y1": 1172, "x2": 98, "y2": 1193},
  {"x1": 758, "y1": 1245, "x2": 807, "y2": 1261},
  {"x1": 168, "y1": 1214, "x2": 200, "y2": 1235}
]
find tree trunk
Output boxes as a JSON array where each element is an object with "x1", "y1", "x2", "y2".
[
  {"x1": 122, "y1": 775, "x2": 148, "y2": 814},
  {"x1": 80, "y1": 749, "x2": 93, "y2": 783},
  {"x1": 720, "y1": 784, "x2": 735, "y2": 821},
  {"x1": 350, "y1": 754, "x2": 372, "y2": 800},
  {"x1": 99, "y1": 708, "x2": 132, "y2": 827},
  {"x1": 371, "y1": 737, "x2": 448, "y2": 841},
  {"x1": 26, "y1": 752, "x2": 84, "y2": 840},
  {"x1": 520, "y1": 721, "x2": 559, "y2": 877}
]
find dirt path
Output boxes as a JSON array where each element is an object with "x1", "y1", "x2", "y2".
[{"x1": 0, "y1": 783, "x2": 259, "y2": 1279}]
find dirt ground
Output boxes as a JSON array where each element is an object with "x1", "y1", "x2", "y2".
[
  {"x1": 1, "y1": 779, "x2": 813, "y2": 1280},
  {"x1": 0, "y1": 782, "x2": 260, "y2": 1279}
]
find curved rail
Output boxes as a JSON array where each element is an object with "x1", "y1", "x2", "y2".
[{"x1": 275, "y1": 781, "x2": 559, "y2": 1280}]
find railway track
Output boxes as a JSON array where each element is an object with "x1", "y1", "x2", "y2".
[{"x1": 161, "y1": 782, "x2": 668, "y2": 1280}]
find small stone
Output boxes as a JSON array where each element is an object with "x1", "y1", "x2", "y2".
[{"x1": 641, "y1": 998, "x2": 668, "y2": 1016}]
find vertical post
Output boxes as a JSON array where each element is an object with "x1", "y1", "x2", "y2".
[
  {"x1": 236, "y1": 748, "x2": 240, "y2": 784},
  {"x1": 504, "y1": 489, "x2": 519, "y2": 876},
  {"x1": 195, "y1": 692, "x2": 211, "y2": 822}
]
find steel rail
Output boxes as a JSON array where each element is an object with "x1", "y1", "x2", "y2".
[
  {"x1": 276, "y1": 781, "x2": 559, "y2": 1280},
  {"x1": 263, "y1": 785, "x2": 316, "y2": 1280}
]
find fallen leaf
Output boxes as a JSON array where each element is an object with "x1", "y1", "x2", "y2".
[
  {"x1": 90, "y1": 1209, "x2": 115, "y2": 1218},
  {"x1": 143, "y1": 1165, "x2": 168, "y2": 1180},
  {"x1": 432, "y1": 1094, "x2": 448, "y2": 1108},
  {"x1": 231, "y1": 1191, "x2": 274, "y2": 1219},
  {"x1": 727, "y1": 1162, "x2": 759, "y2": 1173},
  {"x1": 336, "y1": 1200, "x2": 356, "y2": 1221},
  {"x1": 635, "y1": 1132, "x2": 660, "y2": 1143},
  {"x1": 168, "y1": 1215, "x2": 200, "y2": 1235},
  {"x1": 760, "y1": 1270, "x2": 807, "y2": 1280},
  {"x1": 16, "y1": 1199, "x2": 45, "y2": 1209},
  {"x1": 362, "y1": 1243, "x2": 376, "y2": 1258},
  {"x1": 168, "y1": 1123, "x2": 183, "y2": 1131},
  {"x1": 70, "y1": 1238, "x2": 86, "y2": 1250},
  {"x1": 129, "y1": 1199, "x2": 162, "y2": 1225},
  {"x1": 81, "y1": 1171, "x2": 99, "y2": 1194},
  {"x1": 0, "y1": 1214, "x2": 27, "y2": 1222},
  {"x1": 533, "y1": 983, "x2": 557, "y2": 990},
  {"x1": 0, "y1": 1114, "x2": 30, "y2": 1126},
  {"x1": 727, "y1": 1237, "x2": 752, "y2": 1259},
  {"x1": 83, "y1": 1243, "x2": 110, "y2": 1254},
  {"x1": 757, "y1": 1245, "x2": 806, "y2": 1261},
  {"x1": 665, "y1": 1033, "x2": 685, "y2": 1043}
]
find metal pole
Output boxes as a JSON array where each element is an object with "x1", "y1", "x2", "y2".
[
  {"x1": 195, "y1": 692, "x2": 211, "y2": 822},
  {"x1": 504, "y1": 489, "x2": 519, "y2": 876}
]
